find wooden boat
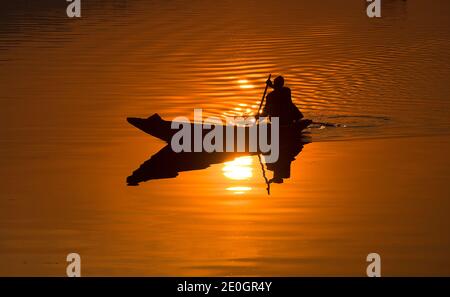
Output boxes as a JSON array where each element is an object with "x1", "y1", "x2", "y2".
[{"x1": 127, "y1": 113, "x2": 312, "y2": 144}]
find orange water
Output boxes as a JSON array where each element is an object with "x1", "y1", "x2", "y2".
[{"x1": 0, "y1": 0, "x2": 450, "y2": 275}]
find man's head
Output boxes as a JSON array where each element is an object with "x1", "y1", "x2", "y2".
[{"x1": 274, "y1": 76, "x2": 284, "y2": 90}]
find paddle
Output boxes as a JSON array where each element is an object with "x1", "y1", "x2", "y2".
[
  {"x1": 253, "y1": 74, "x2": 272, "y2": 195},
  {"x1": 255, "y1": 74, "x2": 272, "y2": 123},
  {"x1": 257, "y1": 154, "x2": 271, "y2": 195}
]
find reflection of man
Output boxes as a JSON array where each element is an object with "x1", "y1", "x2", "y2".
[
  {"x1": 267, "y1": 158, "x2": 291, "y2": 184},
  {"x1": 266, "y1": 141, "x2": 304, "y2": 184},
  {"x1": 261, "y1": 76, "x2": 303, "y2": 125}
]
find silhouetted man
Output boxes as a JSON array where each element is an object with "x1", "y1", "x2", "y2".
[{"x1": 261, "y1": 76, "x2": 303, "y2": 125}]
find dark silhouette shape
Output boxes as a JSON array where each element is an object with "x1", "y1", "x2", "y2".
[
  {"x1": 127, "y1": 140, "x2": 307, "y2": 189},
  {"x1": 126, "y1": 113, "x2": 311, "y2": 193},
  {"x1": 127, "y1": 147, "x2": 250, "y2": 185},
  {"x1": 267, "y1": 141, "x2": 304, "y2": 184},
  {"x1": 127, "y1": 113, "x2": 312, "y2": 151},
  {"x1": 261, "y1": 76, "x2": 304, "y2": 125}
]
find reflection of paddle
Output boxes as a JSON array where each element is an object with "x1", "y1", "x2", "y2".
[
  {"x1": 255, "y1": 74, "x2": 271, "y2": 122},
  {"x1": 257, "y1": 154, "x2": 271, "y2": 195}
]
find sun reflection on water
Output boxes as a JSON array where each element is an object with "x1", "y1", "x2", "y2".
[
  {"x1": 223, "y1": 156, "x2": 254, "y2": 194},
  {"x1": 222, "y1": 156, "x2": 253, "y2": 180},
  {"x1": 238, "y1": 79, "x2": 254, "y2": 89},
  {"x1": 226, "y1": 186, "x2": 252, "y2": 195}
]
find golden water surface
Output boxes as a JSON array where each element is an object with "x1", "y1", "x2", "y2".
[{"x1": 0, "y1": 0, "x2": 450, "y2": 275}]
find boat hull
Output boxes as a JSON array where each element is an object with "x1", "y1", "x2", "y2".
[{"x1": 127, "y1": 113, "x2": 312, "y2": 147}]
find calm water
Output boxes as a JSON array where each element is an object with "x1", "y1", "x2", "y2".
[{"x1": 1, "y1": 0, "x2": 450, "y2": 275}]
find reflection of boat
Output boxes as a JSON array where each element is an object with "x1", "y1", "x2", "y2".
[
  {"x1": 127, "y1": 128, "x2": 308, "y2": 193},
  {"x1": 127, "y1": 146, "x2": 251, "y2": 185},
  {"x1": 127, "y1": 141, "x2": 306, "y2": 189},
  {"x1": 127, "y1": 113, "x2": 312, "y2": 143}
]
